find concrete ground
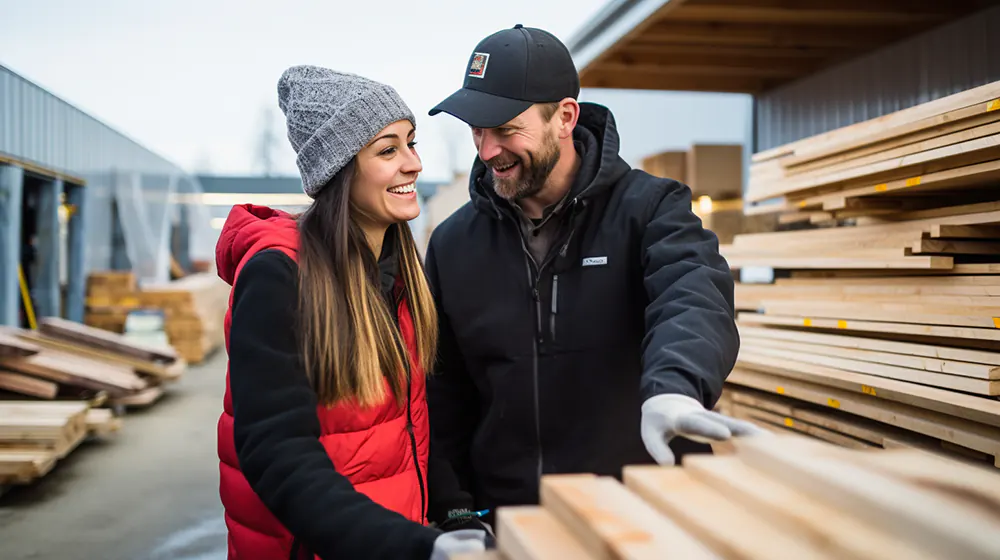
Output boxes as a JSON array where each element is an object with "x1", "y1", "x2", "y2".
[{"x1": 0, "y1": 350, "x2": 230, "y2": 560}]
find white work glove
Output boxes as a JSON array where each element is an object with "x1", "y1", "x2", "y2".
[
  {"x1": 641, "y1": 393, "x2": 768, "y2": 465},
  {"x1": 429, "y1": 529, "x2": 487, "y2": 560}
]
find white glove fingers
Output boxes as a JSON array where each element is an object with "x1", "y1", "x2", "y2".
[
  {"x1": 713, "y1": 413, "x2": 769, "y2": 437},
  {"x1": 675, "y1": 413, "x2": 732, "y2": 442},
  {"x1": 641, "y1": 422, "x2": 677, "y2": 465}
]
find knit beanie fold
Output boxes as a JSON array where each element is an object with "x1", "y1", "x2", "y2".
[{"x1": 277, "y1": 65, "x2": 415, "y2": 197}]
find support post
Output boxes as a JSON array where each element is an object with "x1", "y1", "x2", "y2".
[
  {"x1": 34, "y1": 178, "x2": 62, "y2": 319},
  {"x1": 66, "y1": 182, "x2": 86, "y2": 322},
  {"x1": 0, "y1": 165, "x2": 24, "y2": 326}
]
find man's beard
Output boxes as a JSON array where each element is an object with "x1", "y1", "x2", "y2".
[{"x1": 485, "y1": 134, "x2": 560, "y2": 202}]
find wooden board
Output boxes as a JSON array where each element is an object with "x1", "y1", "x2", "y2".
[
  {"x1": 85, "y1": 408, "x2": 122, "y2": 437},
  {"x1": 495, "y1": 506, "x2": 597, "y2": 560},
  {"x1": 730, "y1": 349, "x2": 1000, "y2": 428},
  {"x1": 487, "y1": 432, "x2": 1000, "y2": 560},
  {"x1": 739, "y1": 311, "x2": 1000, "y2": 346},
  {"x1": 0, "y1": 351, "x2": 147, "y2": 396},
  {"x1": 539, "y1": 474, "x2": 716, "y2": 559},
  {"x1": 727, "y1": 368, "x2": 1000, "y2": 464},
  {"x1": 737, "y1": 324, "x2": 1000, "y2": 367},
  {"x1": 18, "y1": 330, "x2": 186, "y2": 381},
  {"x1": 731, "y1": 437, "x2": 1000, "y2": 560},
  {"x1": 0, "y1": 371, "x2": 58, "y2": 399},
  {"x1": 623, "y1": 466, "x2": 832, "y2": 559},
  {"x1": 750, "y1": 80, "x2": 1000, "y2": 165},
  {"x1": 0, "y1": 331, "x2": 41, "y2": 358},
  {"x1": 681, "y1": 455, "x2": 936, "y2": 560},
  {"x1": 39, "y1": 317, "x2": 178, "y2": 363},
  {"x1": 110, "y1": 385, "x2": 165, "y2": 408},
  {"x1": 739, "y1": 343, "x2": 998, "y2": 395}
]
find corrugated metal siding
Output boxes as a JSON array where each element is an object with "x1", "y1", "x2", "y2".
[
  {"x1": 0, "y1": 64, "x2": 195, "y2": 275},
  {"x1": 756, "y1": 6, "x2": 1000, "y2": 152}
]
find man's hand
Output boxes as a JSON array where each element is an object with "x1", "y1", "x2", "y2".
[{"x1": 640, "y1": 393, "x2": 767, "y2": 465}]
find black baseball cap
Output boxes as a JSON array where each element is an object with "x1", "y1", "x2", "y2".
[{"x1": 429, "y1": 24, "x2": 580, "y2": 128}]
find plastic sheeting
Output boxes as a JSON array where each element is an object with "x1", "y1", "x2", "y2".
[{"x1": 113, "y1": 171, "x2": 217, "y2": 286}]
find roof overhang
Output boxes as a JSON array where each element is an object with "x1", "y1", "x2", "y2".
[{"x1": 567, "y1": 0, "x2": 999, "y2": 94}]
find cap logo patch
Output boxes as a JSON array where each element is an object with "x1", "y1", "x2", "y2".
[{"x1": 469, "y1": 52, "x2": 490, "y2": 79}]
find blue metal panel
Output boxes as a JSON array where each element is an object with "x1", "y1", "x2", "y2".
[
  {"x1": 756, "y1": 6, "x2": 1000, "y2": 151},
  {"x1": 0, "y1": 64, "x2": 205, "y2": 278},
  {"x1": 0, "y1": 164, "x2": 23, "y2": 326},
  {"x1": 65, "y1": 182, "x2": 86, "y2": 322},
  {"x1": 33, "y1": 178, "x2": 61, "y2": 318}
]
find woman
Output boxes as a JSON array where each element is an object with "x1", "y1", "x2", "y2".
[{"x1": 215, "y1": 65, "x2": 486, "y2": 559}]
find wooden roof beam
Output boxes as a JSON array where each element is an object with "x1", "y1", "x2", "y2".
[
  {"x1": 580, "y1": 69, "x2": 771, "y2": 93},
  {"x1": 640, "y1": 21, "x2": 911, "y2": 49},
  {"x1": 675, "y1": 0, "x2": 980, "y2": 26}
]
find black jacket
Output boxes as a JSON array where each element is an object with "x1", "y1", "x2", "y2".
[{"x1": 423, "y1": 102, "x2": 739, "y2": 520}]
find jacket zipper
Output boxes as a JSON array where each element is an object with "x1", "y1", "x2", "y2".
[
  {"x1": 399, "y1": 293, "x2": 427, "y2": 524},
  {"x1": 497, "y1": 195, "x2": 583, "y2": 488},
  {"x1": 406, "y1": 395, "x2": 426, "y2": 524},
  {"x1": 518, "y1": 238, "x2": 545, "y2": 485},
  {"x1": 549, "y1": 275, "x2": 559, "y2": 341}
]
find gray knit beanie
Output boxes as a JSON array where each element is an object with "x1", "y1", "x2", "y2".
[{"x1": 277, "y1": 65, "x2": 416, "y2": 197}]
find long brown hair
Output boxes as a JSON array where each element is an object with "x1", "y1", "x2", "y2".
[{"x1": 296, "y1": 159, "x2": 438, "y2": 408}]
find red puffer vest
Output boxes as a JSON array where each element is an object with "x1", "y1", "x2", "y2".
[{"x1": 215, "y1": 204, "x2": 430, "y2": 560}]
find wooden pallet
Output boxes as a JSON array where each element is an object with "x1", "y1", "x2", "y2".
[{"x1": 472, "y1": 435, "x2": 1000, "y2": 560}]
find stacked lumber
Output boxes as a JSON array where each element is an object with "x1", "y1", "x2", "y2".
[
  {"x1": 722, "y1": 82, "x2": 1000, "y2": 469},
  {"x1": 745, "y1": 80, "x2": 1000, "y2": 220},
  {"x1": 137, "y1": 273, "x2": 229, "y2": 364},
  {"x1": 84, "y1": 271, "x2": 140, "y2": 333},
  {"x1": 84, "y1": 270, "x2": 228, "y2": 364},
  {"x1": 643, "y1": 143, "x2": 777, "y2": 244},
  {"x1": 0, "y1": 318, "x2": 183, "y2": 409},
  {"x1": 0, "y1": 401, "x2": 94, "y2": 485},
  {"x1": 466, "y1": 434, "x2": 1000, "y2": 560}
]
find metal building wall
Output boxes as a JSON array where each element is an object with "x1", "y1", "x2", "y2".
[
  {"x1": 0, "y1": 64, "x2": 193, "y2": 275},
  {"x1": 756, "y1": 6, "x2": 1000, "y2": 152}
]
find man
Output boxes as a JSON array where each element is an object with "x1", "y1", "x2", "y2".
[{"x1": 423, "y1": 24, "x2": 762, "y2": 527}]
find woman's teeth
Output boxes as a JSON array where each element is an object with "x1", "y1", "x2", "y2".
[{"x1": 388, "y1": 183, "x2": 415, "y2": 194}]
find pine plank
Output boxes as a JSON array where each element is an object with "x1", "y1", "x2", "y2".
[
  {"x1": 0, "y1": 351, "x2": 147, "y2": 396},
  {"x1": 622, "y1": 466, "x2": 835, "y2": 559},
  {"x1": 741, "y1": 343, "x2": 997, "y2": 395},
  {"x1": 495, "y1": 506, "x2": 597, "y2": 560},
  {"x1": 681, "y1": 455, "x2": 937, "y2": 560},
  {"x1": 727, "y1": 367, "x2": 1000, "y2": 460},
  {"x1": 0, "y1": 371, "x2": 58, "y2": 399},
  {"x1": 39, "y1": 317, "x2": 178, "y2": 363},
  {"x1": 18, "y1": 331, "x2": 185, "y2": 381},
  {"x1": 739, "y1": 334, "x2": 1000, "y2": 379},
  {"x1": 539, "y1": 474, "x2": 717, "y2": 559},
  {"x1": 0, "y1": 331, "x2": 41, "y2": 358},
  {"x1": 731, "y1": 437, "x2": 1000, "y2": 560},
  {"x1": 739, "y1": 311, "x2": 1000, "y2": 345}
]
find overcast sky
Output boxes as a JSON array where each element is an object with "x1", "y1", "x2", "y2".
[{"x1": 1, "y1": 0, "x2": 750, "y2": 183}]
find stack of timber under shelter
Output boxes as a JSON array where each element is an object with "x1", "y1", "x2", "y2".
[
  {"x1": 643, "y1": 143, "x2": 777, "y2": 244},
  {"x1": 138, "y1": 273, "x2": 229, "y2": 364},
  {"x1": 717, "y1": 79, "x2": 1000, "y2": 469},
  {"x1": 84, "y1": 270, "x2": 229, "y2": 364},
  {"x1": 455, "y1": 434, "x2": 1000, "y2": 560},
  {"x1": 0, "y1": 318, "x2": 184, "y2": 487}
]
